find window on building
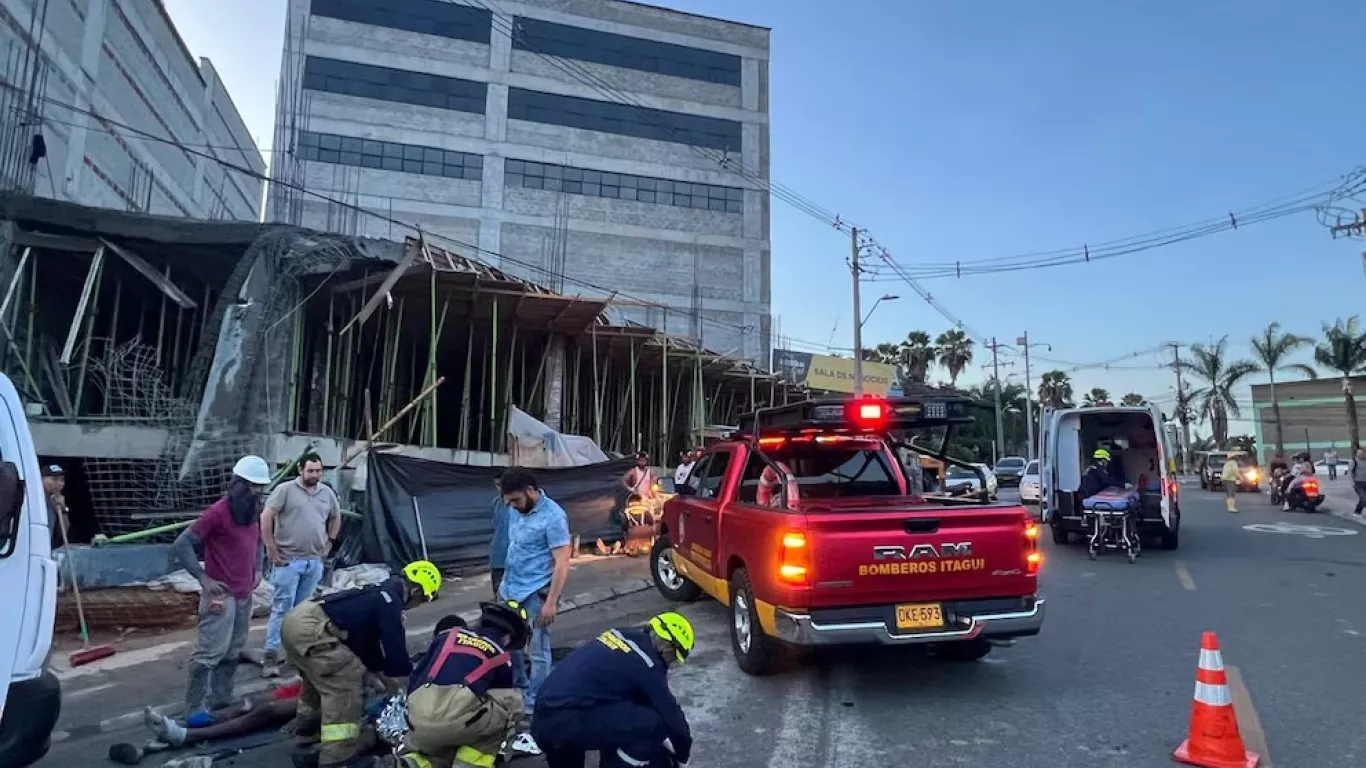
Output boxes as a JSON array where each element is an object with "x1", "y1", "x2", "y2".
[
  {"x1": 302, "y1": 56, "x2": 488, "y2": 115},
  {"x1": 504, "y1": 159, "x2": 743, "y2": 214},
  {"x1": 297, "y1": 131, "x2": 483, "y2": 181},
  {"x1": 512, "y1": 16, "x2": 741, "y2": 87},
  {"x1": 507, "y1": 88, "x2": 741, "y2": 153},
  {"x1": 311, "y1": 0, "x2": 492, "y2": 45}
]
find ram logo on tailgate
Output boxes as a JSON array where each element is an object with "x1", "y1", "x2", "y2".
[{"x1": 873, "y1": 542, "x2": 972, "y2": 560}]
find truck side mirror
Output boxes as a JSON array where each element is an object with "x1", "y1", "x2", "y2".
[
  {"x1": 0, "y1": 461, "x2": 24, "y2": 536},
  {"x1": 674, "y1": 482, "x2": 695, "y2": 497}
]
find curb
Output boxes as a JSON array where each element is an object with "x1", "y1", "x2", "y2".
[{"x1": 56, "y1": 576, "x2": 656, "y2": 741}]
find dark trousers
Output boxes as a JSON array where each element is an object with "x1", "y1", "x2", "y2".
[
  {"x1": 1354, "y1": 482, "x2": 1366, "y2": 514},
  {"x1": 491, "y1": 567, "x2": 505, "y2": 598},
  {"x1": 1329, "y1": 463, "x2": 1338, "y2": 480},
  {"x1": 533, "y1": 702, "x2": 675, "y2": 768}
]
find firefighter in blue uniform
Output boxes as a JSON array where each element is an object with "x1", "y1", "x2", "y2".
[
  {"x1": 395, "y1": 602, "x2": 530, "y2": 768},
  {"x1": 530, "y1": 612, "x2": 695, "y2": 768},
  {"x1": 283, "y1": 560, "x2": 442, "y2": 768}
]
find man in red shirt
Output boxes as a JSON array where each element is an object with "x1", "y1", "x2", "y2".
[{"x1": 172, "y1": 455, "x2": 273, "y2": 719}]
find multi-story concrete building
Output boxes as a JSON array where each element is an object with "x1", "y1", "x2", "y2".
[
  {"x1": 270, "y1": 0, "x2": 771, "y2": 362},
  {"x1": 0, "y1": 0, "x2": 264, "y2": 220}
]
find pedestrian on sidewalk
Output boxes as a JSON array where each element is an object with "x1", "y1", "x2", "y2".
[
  {"x1": 261, "y1": 452, "x2": 341, "y2": 678},
  {"x1": 1220, "y1": 455, "x2": 1242, "y2": 513},
  {"x1": 1352, "y1": 449, "x2": 1366, "y2": 515},
  {"x1": 172, "y1": 456, "x2": 273, "y2": 719},
  {"x1": 674, "y1": 450, "x2": 696, "y2": 487},
  {"x1": 1325, "y1": 447, "x2": 1340, "y2": 480},
  {"x1": 42, "y1": 463, "x2": 69, "y2": 550},
  {"x1": 490, "y1": 469, "x2": 510, "y2": 598},
  {"x1": 623, "y1": 452, "x2": 657, "y2": 502},
  {"x1": 496, "y1": 468, "x2": 572, "y2": 755}
]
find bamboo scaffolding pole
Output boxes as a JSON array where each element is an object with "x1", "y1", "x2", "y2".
[
  {"x1": 528, "y1": 338, "x2": 548, "y2": 421},
  {"x1": 383, "y1": 298, "x2": 405, "y2": 441},
  {"x1": 322, "y1": 289, "x2": 335, "y2": 433},
  {"x1": 23, "y1": 256, "x2": 35, "y2": 380},
  {"x1": 101, "y1": 279, "x2": 122, "y2": 415},
  {"x1": 458, "y1": 322, "x2": 474, "y2": 449},
  {"x1": 487, "y1": 300, "x2": 498, "y2": 453},
  {"x1": 288, "y1": 304, "x2": 305, "y2": 427},
  {"x1": 501, "y1": 325, "x2": 518, "y2": 453},
  {"x1": 474, "y1": 334, "x2": 488, "y2": 451},
  {"x1": 72, "y1": 263, "x2": 105, "y2": 417},
  {"x1": 169, "y1": 297, "x2": 185, "y2": 394},
  {"x1": 660, "y1": 329, "x2": 668, "y2": 462},
  {"x1": 628, "y1": 340, "x2": 637, "y2": 451},
  {"x1": 590, "y1": 324, "x2": 601, "y2": 445},
  {"x1": 154, "y1": 267, "x2": 169, "y2": 365},
  {"x1": 338, "y1": 377, "x2": 446, "y2": 469}
]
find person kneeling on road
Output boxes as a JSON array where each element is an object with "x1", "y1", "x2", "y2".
[
  {"x1": 283, "y1": 559, "x2": 443, "y2": 768},
  {"x1": 531, "y1": 612, "x2": 695, "y2": 768},
  {"x1": 394, "y1": 601, "x2": 530, "y2": 768}
]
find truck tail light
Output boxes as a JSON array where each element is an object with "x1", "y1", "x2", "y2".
[
  {"x1": 778, "y1": 531, "x2": 809, "y2": 584},
  {"x1": 1023, "y1": 521, "x2": 1042, "y2": 575},
  {"x1": 1026, "y1": 551, "x2": 1043, "y2": 575}
]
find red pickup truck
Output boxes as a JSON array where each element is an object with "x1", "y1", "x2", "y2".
[{"x1": 650, "y1": 395, "x2": 1045, "y2": 675}]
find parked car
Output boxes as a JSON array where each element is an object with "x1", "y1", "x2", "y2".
[
  {"x1": 945, "y1": 463, "x2": 996, "y2": 500},
  {"x1": 994, "y1": 456, "x2": 1028, "y2": 487},
  {"x1": 972, "y1": 463, "x2": 1000, "y2": 499},
  {"x1": 1019, "y1": 460, "x2": 1041, "y2": 505}
]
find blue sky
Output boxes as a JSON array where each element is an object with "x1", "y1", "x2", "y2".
[{"x1": 162, "y1": 0, "x2": 1366, "y2": 431}]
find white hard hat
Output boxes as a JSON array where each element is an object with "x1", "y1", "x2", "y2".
[{"x1": 232, "y1": 455, "x2": 272, "y2": 485}]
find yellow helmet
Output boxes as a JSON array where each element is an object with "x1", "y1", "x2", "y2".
[
  {"x1": 402, "y1": 560, "x2": 442, "y2": 600},
  {"x1": 649, "y1": 612, "x2": 695, "y2": 663},
  {"x1": 1093, "y1": 448, "x2": 1111, "y2": 462}
]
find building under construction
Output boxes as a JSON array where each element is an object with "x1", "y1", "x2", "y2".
[{"x1": 0, "y1": 194, "x2": 797, "y2": 540}]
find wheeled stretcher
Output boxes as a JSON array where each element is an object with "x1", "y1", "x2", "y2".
[{"x1": 1081, "y1": 487, "x2": 1142, "y2": 563}]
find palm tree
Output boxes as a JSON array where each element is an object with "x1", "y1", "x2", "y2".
[
  {"x1": 1314, "y1": 317, "x2": 1366, "y2": 454},
  {"x1": 1082, "y1": 387, "x2": 1111, "y2": 407},
  {"x1": 1187, "y1": 336, "x2": 1259, "y2": 448},
  {"x1": 935, "y1": 329, "x2": 974, "y2": 387},
  {"x1": 1250, "y1": 322, "x2": 1317, "y2": 459},
  {"x1": 899, "y1": 331, "x2": 936, "y2": 384},
  {"x1": 1120, "y1": 393, "x2": 1146, "y2": 406},
  {"x1": 1037, "y1": 370, "x2": 1073, "y2": 409}
]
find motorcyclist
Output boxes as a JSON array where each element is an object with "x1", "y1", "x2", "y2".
[
  {"x1": 1282, "y1": 452, "x2": 1315, "y2": 511},
  {"x1": 1078, "y1": 448, "x2": 1114, "y2": 500}
]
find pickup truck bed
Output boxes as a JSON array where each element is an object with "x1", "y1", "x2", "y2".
[{"x1": 652, "y1": 432, "x2": 1045, "y2": 675}]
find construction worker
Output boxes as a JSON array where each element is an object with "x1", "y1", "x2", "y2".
[
  {"x1": 531, "y1": 612, "x2": 695, "y2": 768},
  {"x1": 282, "y1": 560, "x2": 442, "y2": 768},
  {"x1": 395, "y1": 602, "x2": 531, "y2": 768}
]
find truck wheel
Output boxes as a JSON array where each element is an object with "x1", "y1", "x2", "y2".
[
  {"x1": 938, "y1": 638, "x2": 992, "y2": 662},
  {"x1": 729, "y1": 569, "x2": 783, "y2": 676},
  {"x1": 1050, "y1": 523, "x2": 1069, "y2": 545},
  {"x1": 650, "y1": 536, "x2": 701, "y2": 602},
  {"x1": 1160, "y1": 524, "x2": 1180, "y2": 550}
]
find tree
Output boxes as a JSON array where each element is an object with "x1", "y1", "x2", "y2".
[
  {"x1": 1082, "y1": 388, "x2": 1111, "y2": 407},
  {"x1": 1120, "y1": 393, "x2": 1147, "y2": 406},
  {"x1": 935, "y1": 329, "x2": 975, "y2": 387},
  {"x1": 899, "y1": 331, "x2": 936, "y2": 384},
  {"x1": 1187, "y1": 336, "x2": 1259, "y2": 448},
  {"x1": 1228, "y1": 435, "x2": 1256, "y2": 454},
  {"x1": 1314, "y1": 316, "x2": 1366, "y2": 454},
  {"x1": 1037, "y1": 370, "x2": 1073, "y2": 409},
  {"x1": 1250, "y1": 322, "x2": 1317, "y2": 459}
]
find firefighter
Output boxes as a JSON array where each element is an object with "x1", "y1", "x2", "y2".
[
  {"x1": 531, "y1": 612, "x2": 695, "y2": 768},
  {"x1": 395, "y1": 601, "x2": 530, "y2": 768},
  {"x1": 282, "y1": 560, "x2": 442, "y2": 768}
]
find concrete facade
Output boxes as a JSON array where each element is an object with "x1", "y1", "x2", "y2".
[
  {"x1": 268, "y1": 0, "x2": 772, "y2": 362},
  {"x1": 1250, "y1": 377, "x2": 1366, "y2": 460},
  {"x1": 0, "y1": 0, "x2": 264, "y2": 220}
]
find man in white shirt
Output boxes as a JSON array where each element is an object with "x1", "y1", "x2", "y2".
[{"x1": 674, "y1": 450, "x2": 696, "y2": 486}]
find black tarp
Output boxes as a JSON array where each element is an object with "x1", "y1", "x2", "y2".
[{"x1": 363, "y1": 451, "x2": 635, "y2": 572}]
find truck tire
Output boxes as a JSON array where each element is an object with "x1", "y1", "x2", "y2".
[
  {"x1": 650, "y1": 536, "x2": 701, "y2": 602},
  {"x1": 938, "y1": 638, "x2": 992, "y2": 662},
  {"x1": 729, "y1": 569, "x2": 784, "y2": 677},
  {"x1": 1050, "y1": 523, "x2": 1069, "y2": 545},
  {"x1": 1160, "y1": 520, "x2": 1180, "y2": 550}
]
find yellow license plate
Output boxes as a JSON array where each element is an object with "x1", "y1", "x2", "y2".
[{"x1": 895, "y1": 603, "x2": 945, "y2": 630}]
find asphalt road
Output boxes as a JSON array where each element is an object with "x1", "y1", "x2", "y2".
[{"x1": 43, "y1": 485, "x2": 1366, "y2": 767}]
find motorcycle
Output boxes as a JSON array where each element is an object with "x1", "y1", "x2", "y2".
[
  {"x1": 1283, "y1": 474, "x2": 1325, "y2": 512},
  {"x1": 1269, "y1": 467, "x2": 1289, "y2": 505}
]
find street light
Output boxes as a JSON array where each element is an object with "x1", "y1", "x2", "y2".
[{"x1": 860, "y1": 294, "x2": 900, "y2": 328}]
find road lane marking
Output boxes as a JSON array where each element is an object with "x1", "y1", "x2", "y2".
[
  {"x1": 1175, "y1": 561, "x2": 1196, "y2": 591},
  {"x1": 1227, "y1": 665, "x2": 1273, "y2": 767}
]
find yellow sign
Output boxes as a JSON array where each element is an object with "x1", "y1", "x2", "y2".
[
  {"x1": 858, "y1": 558, "x2": 987, "y2": 576},
  {"x1": 804, "y1": 355, "x2": 896, "y2": 396}
]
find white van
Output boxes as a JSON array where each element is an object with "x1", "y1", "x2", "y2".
[
  {"x1": 0, "y1": 372, "x2": 60, "y2": 765},
  {"x1": 1040, "y1": 404, "x2": 1181, "y2": 550}
]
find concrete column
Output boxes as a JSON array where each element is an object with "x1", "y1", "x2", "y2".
[
  {"x1": 542, "y1": 335, "x2": 566, "y2": 431},
  {"x1": 62, "y1": 0, "x2": 111, "y2": 199},
  {"x1": 192, "y1": 58, "x2": 219, "y2": 214}
]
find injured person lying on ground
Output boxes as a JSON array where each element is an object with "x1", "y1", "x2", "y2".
[{"x1": 108, "y1": 616, "x2": 470, "y2": 765}]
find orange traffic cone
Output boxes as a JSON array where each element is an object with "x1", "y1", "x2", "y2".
[{"x1": 1173, "y1": 631, "x2": 1260, "y2": 768}]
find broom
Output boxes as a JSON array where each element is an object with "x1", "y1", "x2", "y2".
[{"x1": 58, "y1": 509, "x2": 117, "y2": 666}]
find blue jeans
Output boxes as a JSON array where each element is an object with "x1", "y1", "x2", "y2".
[
  {"x1": 265, "y1": 558, "x2": 324, "y2": 654},
  {"x1": 499, "y1": 587, "x2": 552, "y2": 711}
]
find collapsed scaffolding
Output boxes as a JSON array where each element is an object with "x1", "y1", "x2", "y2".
[{"x1": 0, "y1": 195, "x2": 803, "y2": 540}]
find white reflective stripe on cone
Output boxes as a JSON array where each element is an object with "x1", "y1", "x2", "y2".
[
  {"x1": 1198, "y1": 649, "x2": 1225, "y2": 671},
  {"x1": 615, "y1": 749, "x2": 649, "y2": 766},
  {"x1": 1194, "y1": 681, "x2": 1233, "y2": 707}
]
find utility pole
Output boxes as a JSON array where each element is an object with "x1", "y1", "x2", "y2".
[
  {"x1": 1168, "y1": 342, "x2": 1191, "y2": 474},
  {"x1": 987, "y1": 337, "x2": 1006, "y2": 462},
  {"x1": 850, "y1": 227, "x2": 865, "y2": 397},
  {"x1": 1016, "y1": 332, "x2": 1049, "y2": 462}
]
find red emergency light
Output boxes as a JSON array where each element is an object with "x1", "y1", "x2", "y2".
[{"x1": 846, "y1": 397, "x2": 888, "y2": 430}]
